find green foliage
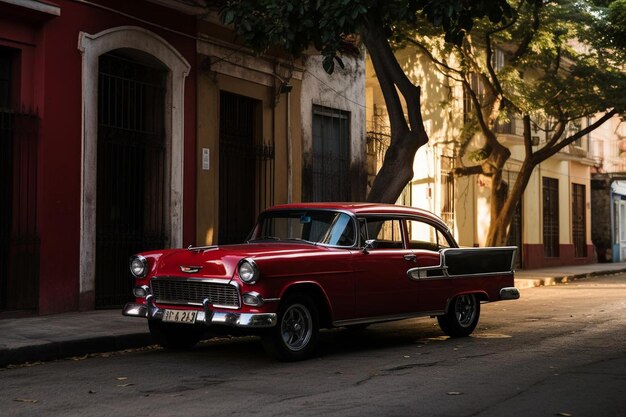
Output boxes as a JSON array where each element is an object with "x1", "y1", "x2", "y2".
[
  {"x1": 218, "y1": 0, "x2": 513, "y2": 73},
  {"x1": 416, "y1": 0, "x2": 625, "y2": 130},
  {"x1": 606, "y1": 0, "x2": 626, "y2": 51}
]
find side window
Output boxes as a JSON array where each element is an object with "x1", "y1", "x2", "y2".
[
  {"x1": 361, "y1": 218, "x2": 403, "y2": 249},
  {"x1": 406, "y1": 219, "x2": 452, "y2": 251}
]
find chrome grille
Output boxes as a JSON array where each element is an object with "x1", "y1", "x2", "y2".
[{"x1": 151, "y1": 277, "x2": 240, "y2": 309}]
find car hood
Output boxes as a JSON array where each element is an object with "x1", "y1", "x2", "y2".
[{"x1": 153, "y1": 243, "x2": 341, "y2": 280}]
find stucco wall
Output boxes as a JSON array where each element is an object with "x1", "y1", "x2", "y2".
[{"x1": 301, "y1": 54, "x2": 366, "y2": 201}]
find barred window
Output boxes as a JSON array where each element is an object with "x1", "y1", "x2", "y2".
[
  {"x1": 543, "y1": 177, "x2": 559, "y2": 257},
  {"x1": 308, "y1": 105, "x2": 351, "y2": 201}
]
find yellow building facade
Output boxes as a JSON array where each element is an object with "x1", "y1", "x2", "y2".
[
  {"x1": 366, "y1": 48, "x2": 595, "y2": 269},
  {"x1": 196, "y1": 17, "x2": 366, "y2": 246}
]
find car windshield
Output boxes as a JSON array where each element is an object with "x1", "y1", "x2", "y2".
[{"x1": 248, "y1": 210, "x2": 356, "y2": 247}]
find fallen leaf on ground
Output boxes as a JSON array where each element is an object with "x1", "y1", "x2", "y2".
[{"x1": 14, "y1": 398, "x2": 38, "y2": 403}]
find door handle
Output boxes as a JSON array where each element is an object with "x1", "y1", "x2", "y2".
[{"x1": 403, "y1": 254, "x2": 417, "y2": 262}]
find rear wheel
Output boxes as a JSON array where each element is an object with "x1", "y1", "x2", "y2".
[
  {"x1": 148, "y1": 320, "x2": 204, "y2": 349},
  {"x1": 262, "y1": 294, "x2": 319, "y2": 361},
  {"x1": 437, "y1": 294, "x2": 480, "y2": 337}
]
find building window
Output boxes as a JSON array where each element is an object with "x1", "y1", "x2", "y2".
[
  {"x1": 440, "y1": 154, "x2": 455, "y2": 231},
  {"x1": 572, "y1": 183, "x2": 587, "y2": 258},
  {"x1": 491, "y1": 48, "x2": 506, "y2": 72},
  {"x1": 308, "y1": 105, "x2": 351, "y2": 201},
  {"x1": 0, "y1": 49, "x2": 14, "y2": 109},
  {"x1": 463, "y1": 73, "x2": 483, "y2": 123},
  {"x1": 543, "y1": 177, "x2": 559, "y2": 257},
  {"x1": 569, "y1": 120, "x2": 583, "y2": 148}
]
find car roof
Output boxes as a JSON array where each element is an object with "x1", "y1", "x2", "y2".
[{"x1": 264, "y1": 202, "x2": 448, "y2": 228}]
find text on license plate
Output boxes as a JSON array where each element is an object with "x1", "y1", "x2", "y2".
[{"x1": 162, "y1": 309, "x2": 197, "y2": 324}]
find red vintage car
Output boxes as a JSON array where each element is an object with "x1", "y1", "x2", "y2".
[{"x1": 123, "y1": 203, "x2": 519, "y2": 360}]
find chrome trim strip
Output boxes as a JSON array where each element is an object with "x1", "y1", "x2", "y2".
[
  {"x1": 263, "y1": 298, "x2": 280, "y2": 303},
  {"x1": 333, "y1": 310, "x2": 445, "y2": 327},
  {"x1": 409, "y1": 270, "x2": 518, "y2": 281},
  {"x1": 153, "y1": 276, "x2": 236, "y2": 286},
  {"x1": 155, "y1": 299, "x2": 240, "y2": 310},
  {"x1": 122, "y1": 302, "x2": 277, "y2": 328},
  {"x1": 500, "y1": 287, "x2": 520, "y2": 300},
  {"x1": 407, "y1": 265, "x2": 448, "y2": 281}
]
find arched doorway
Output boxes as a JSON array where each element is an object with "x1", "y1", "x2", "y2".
[
  {"x1": 78, "y1": 27, "x2": 190, "y2": 310},
  {"x1": 95, "y1": 50, "x2": 167, "y2": 307}
]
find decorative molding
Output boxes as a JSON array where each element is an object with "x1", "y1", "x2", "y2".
[{"x1": 77, "y1": 26, "x2": 189, "y2": 303}]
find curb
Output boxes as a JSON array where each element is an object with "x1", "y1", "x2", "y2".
[
  {"x1": 2, "y1": 268, "x2": 624, "y2": 368},
  {"x1": 515, "y1": 268, "x2": 626, "y2": 289},
  {"x1": 0, "y1": 333, "x2": 153, "y2": 368}
]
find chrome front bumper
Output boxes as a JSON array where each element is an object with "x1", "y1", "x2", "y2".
[{"x1": 123, "y1": 296, "x2": 277, "y2": 328}]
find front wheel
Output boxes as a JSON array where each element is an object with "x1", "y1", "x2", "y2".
[
  {"x1": 437, "y1": 294, "x2": 480, "y2": 337},
  {"x1": 262, "y1": 294, "x2": 319, "y2": 361}
]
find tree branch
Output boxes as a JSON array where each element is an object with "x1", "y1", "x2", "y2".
[
  {"x1": 361, "y1": 20, "x2": 407, "y2": 136},
  {"x1": 453, "y1": 164, "x2": 485, "y2": 177},
  {"x1": 523, "y1": 114, "x2": 533, "y2": 157},
  {"x1": 363, "y1": 15, "x2": 425, "y2": 142},
  {"x1": 534, "y1": 109, "x2": 618, "y2": 163},
  {"x1": 511, "y1": 0, "x2": 542, "y2": 64}
]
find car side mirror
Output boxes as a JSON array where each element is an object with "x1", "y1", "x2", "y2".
[{"x1": 362, "y1": 239, "x2": 376, "y2": 254}]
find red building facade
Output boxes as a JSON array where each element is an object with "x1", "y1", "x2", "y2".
[{"x1": 0, "y1": 0, "x2": 197, "y2": 315}]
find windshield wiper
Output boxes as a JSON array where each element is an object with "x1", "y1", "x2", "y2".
[
  {"x1": 247, "y1": 236, "x2": 281, "y2": 243},
  {"x1": 282, "y1": 238, "x2": 316, "y2": 245}
]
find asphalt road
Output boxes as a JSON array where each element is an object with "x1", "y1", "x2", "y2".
[{"x1": 1, "y1": 275, "x2": 625, "y2": 417}]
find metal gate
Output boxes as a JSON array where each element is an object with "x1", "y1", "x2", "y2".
[
  {"x1": 95, "y1": 53, "x2": 167, "y2": 308},
  {"x1": 308, "y1": 105, "x2": 350, "y2": 202},
  {"x1": 219, "y1": 91, "x2": 273, "y2": 244},
  {"x1": 0, "y1": 110, "x2": 40, "y2": 312}
]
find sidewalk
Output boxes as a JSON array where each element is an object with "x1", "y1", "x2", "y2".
[
  {"x1": 2, "y1": 262, "x2": 626, "y2": 367},
  {"x1": 513, "y1": 261, "x2": 626, "y2": 288}
]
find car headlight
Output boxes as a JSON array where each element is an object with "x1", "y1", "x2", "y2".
[
  {"x1": 238, "y1": 258, "x2": 259, "y2": 284},
  {"x1": 129, "y1": 255, "x2": 149, "y2": 278}
]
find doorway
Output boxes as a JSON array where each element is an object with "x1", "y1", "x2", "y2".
[
  {"x1": 218, "y1": 91, "x2": 260, "y2": 244},
  {"x1": 95, "y1": 52, "x2": 167, "y2": 308}
]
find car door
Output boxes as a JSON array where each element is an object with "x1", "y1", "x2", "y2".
[
  {"x1": 405, "y1": 217, "x2": 454, "y2": 312},
  {"x1": 353, "y1": 216, "x2": 421, "y2": 318}
]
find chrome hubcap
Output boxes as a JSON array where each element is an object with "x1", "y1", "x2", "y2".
[
  {"x1": 455, "y1": 295, "x2": 477, "y2": 328},
  {"x1": 280, "y1": 303, "x2": 312, "y2": 351}
]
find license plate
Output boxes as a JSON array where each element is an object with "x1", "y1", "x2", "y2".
[{"x1": 162, "y1": 309, "x2": 197, "y2": 324}]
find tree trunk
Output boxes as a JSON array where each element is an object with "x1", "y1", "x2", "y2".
[
  {"x1": 361, "y1": 15, "x2": 429, "y2": 204},
  {"x1": 485, "y1": 160, "x2": 534, "y2": 247},
  {"x1": 367, "y1": 132, "x2": 424, "y2": 203}
]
